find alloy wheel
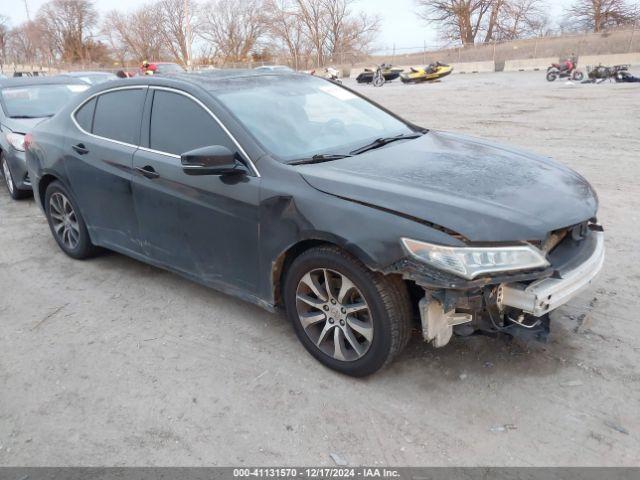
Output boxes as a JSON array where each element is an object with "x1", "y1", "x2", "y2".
[
  {"x1": 49, "y1": 192, "x2": 80, "y2": 250},
  {"x1": 296, "y1": 268, "x2": 373, "y2": 362},
  {"x1": 2, "y1": 158, "x2": 14, "y2": 195}
]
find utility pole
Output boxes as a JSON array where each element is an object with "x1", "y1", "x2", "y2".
[
  {"x1": 184, "y1": 0, "x2": 192, "y2": 69},
  {"x1": 23, "y1": 0, "x2": 31, "y2": 21}
]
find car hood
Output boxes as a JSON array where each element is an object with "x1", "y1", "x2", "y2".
[
  {"x1": 297, "y1": 131, "x2": 597, "y2": 242},
  {"x1": 1, "y1": 116, "x2": 48, "y2": 134}
]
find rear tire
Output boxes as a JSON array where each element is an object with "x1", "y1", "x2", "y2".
[
  {"x1": 1, "y1": 153, "x2": 30, "y2": 200},
  {"x1": 284, "y1": 245, "x2": 412, "y2": 377},
  {"x1": 44, "y1": 181, "x2": 98, "y2": 259},
  {"x1": 572, "y1": 71, "x2": 584, "y2": 81}
]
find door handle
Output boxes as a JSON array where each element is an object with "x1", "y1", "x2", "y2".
[
  {"x1": 72, "y1": 143, "x2": 89, "y2": 155},
  {"x1": 136, "y1": 165, "x2": 160, "y2": 179}
]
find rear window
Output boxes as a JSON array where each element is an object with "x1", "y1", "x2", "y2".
[
  {"x1": 0, "y1": 83, "x2": 88, "y2": 118},
  {"x1": 74, "y1": 97, "x2": 96, "y2": 132},
  {"x1": 92, "y1": 89, "x2": 145, "y2": 145}
]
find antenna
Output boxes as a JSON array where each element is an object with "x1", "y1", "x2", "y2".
[{"x1": 23, "y1": 0, "x2": 31, "y2": 21}]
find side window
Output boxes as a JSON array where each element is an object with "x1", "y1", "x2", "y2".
[
  {"x1": 149, "y1": 90, "x2": 233, "y2": 156},
  {"x1": 93, "y1": 89, "x2": 145, "y2": 145},
  {"x1": 74, "y1": 97, "x2": 96, "y2": 132}
]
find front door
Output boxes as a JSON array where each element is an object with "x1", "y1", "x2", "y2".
[{"x1": 132, "y1": 88, "x2": 261, "y2": 294}]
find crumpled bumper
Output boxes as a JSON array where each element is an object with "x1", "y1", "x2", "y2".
[{"x1": 499, "y1": 232, "x2": 605, "y2": 317}]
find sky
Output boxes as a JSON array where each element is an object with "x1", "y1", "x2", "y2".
[{"x1": 1, "y1": 0, "x2": 575, "y2": 53}]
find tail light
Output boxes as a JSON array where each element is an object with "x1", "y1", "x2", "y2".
[{"x1": 24, "y1": 132, "x2": 33, "y2": 151}]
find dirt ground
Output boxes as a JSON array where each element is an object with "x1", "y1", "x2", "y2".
[{"x1": 1, "y1": 71, "x2": 639, "y2": 467}]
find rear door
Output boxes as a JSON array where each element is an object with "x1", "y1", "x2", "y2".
[
  {"x1": 65, "y1": 86, "x2": 147, "y2": 254},
  {"x1": 131, "y1": 87, "x2": 261, "y2": 293}
]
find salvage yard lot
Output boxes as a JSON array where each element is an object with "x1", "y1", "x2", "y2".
[{"x1": 1, "y1": 70, "x2": 639, "y2": 466}]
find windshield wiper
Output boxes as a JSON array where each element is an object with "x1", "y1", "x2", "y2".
[
  {"x1": 288, "y1": 153, "x2": 353, "y2": 166},
  {"x1": 349, "y1": 132, "x2": 423, "y2": 155}
]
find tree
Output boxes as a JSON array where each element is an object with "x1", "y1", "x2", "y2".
[
  {"x1": 416, "y1": 0, "x2": 550, "y2": 44},
  {"x1": 102, "y1": 6, "x2": 166, "y2": 63},
  {"x1": 563, "y1": 0, "x2": 638, "y2": 32},
  {"x1": 199, "y1": 0, "x2": 265, "y2": 64},
  {"x1": 322, "y1": 0, "x2": 380, "y2": 62},
  {"x1": 415, "y1": 0, "x2": 497, "y2": 45},
  {"x1": 0, "y1": 15, "x2": 9, "y2": 64},
  {"x1": 496, "y1": 0, "x2": 549, "y2": 40},
  {"x1": 156, "y1": 0, "x2": 198, "y2": 67},
  {"x1": 264, "y1": 0, "x2": 308, "y2": 69},
  {"x1": 36, "y1": 0, "x2": 98, "y2": 63}
]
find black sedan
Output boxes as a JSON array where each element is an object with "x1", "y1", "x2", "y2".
[
  {"x1": 1, "y1": 76, "x2": 89, "y2": 199},
  {"x1": 25, "y1": 71, "x2": 604, "y2": 376}
]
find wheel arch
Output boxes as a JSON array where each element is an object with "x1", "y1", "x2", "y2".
[
  {"x1": 37, "y1": 173, "x2": 62, "y2": 208},
  {"x1": 270, "y1": 235, "x2": 381, "y2": 308}
]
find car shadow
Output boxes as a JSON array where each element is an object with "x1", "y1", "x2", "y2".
[{"x1": 76, "y1": 249, "x2": 579, "y2": 386}]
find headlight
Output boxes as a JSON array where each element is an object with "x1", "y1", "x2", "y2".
[
  {"x1": 6, "y1": 132, "x2": 26, "y2": 152},
  {"x1": 401, "y1": 238, "x2": 550, "y2": 280}
]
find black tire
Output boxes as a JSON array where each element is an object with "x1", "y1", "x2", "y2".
[
  {"x1": 44, "y1": 180, "x2": 98, "y2": 259},
  {"x1": 284, "y1": 245, "x2": 412, "y2": 377},
  {"x1": 546, "y1": 71, "x2": 557, "y2": 82},
  {"x1": 1, "y1": 152, "x2": 30, "y2": 200},
  {"x1": 572, "y1": 71, "x2": 584, "y2": 81}
]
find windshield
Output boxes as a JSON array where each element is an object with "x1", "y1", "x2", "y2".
[
  {"x1": 214, "y1": 75, "x2": 413, "y2": 161},
  {"x1": 1, "y1": 83, "x2": 89, "y2": 118}
]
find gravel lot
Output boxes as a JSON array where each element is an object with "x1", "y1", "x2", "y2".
[{"x1": 1, "y1": 71, "x2": 639, "y2": 466}]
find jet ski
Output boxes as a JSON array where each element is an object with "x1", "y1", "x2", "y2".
[
  {"x1": 356, "y1": 63, "x2": 404, "y2": 84},
  {"x1": 400, "y1": 62, "x2": 453, "y2": 83}
]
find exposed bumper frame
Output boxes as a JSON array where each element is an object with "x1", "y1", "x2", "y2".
[{"x1": 499, "y1": 232, "x2": 605, "y2": 317}]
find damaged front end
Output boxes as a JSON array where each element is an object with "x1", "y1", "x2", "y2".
[{"x1": 395, "y1": 222, "x2": 605, "y2": 347}]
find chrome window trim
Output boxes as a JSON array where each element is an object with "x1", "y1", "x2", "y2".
[
  {"x1": 70, "y1": 85, "x2": 148, "y2": 150},
  {"x1": 137, "y1": 146, "x2": 180, "y2": 159},
  {"x1": 69, "y1": 84, "x2": 261, "y2": 178},
  {"x1": 149, "y1": 86, "x2": 260, "y2": 177}
]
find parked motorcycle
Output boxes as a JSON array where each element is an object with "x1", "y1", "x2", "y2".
[
  {"x1": 587, "y1": 64, "x2": 614, "y2": 81},
  {"x1": 400, "y1": 62, "x2": 453, "y2": 83},
  {"x1": 356, "y1": 63, "x2": 403, "y2": 85},
  {"x1": 325, "y1": 67, "x2": 342, "y2": 84},
  {"x1": 610, "y1": 64, "x2": 640, "y2": 82},
  {"x1": 584, "y1": 64, "x2": 639, "y2": 83},
  {"x1": 546, "y1": 58, "x2": 583, "y2": 82}
]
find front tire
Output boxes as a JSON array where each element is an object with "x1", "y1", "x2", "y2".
[
  {"x1": 284, "y1": 246, "x2": 412, "y2": 377},
  {"x1": 546, "y1": 71, "x2": 557, "y2": 82},
  {"x1": 44, "y1": 181, "x2": 98, "y2": 259},
  {"x1": 1, "y1": 153, "x2": 30, "y2": 200}
]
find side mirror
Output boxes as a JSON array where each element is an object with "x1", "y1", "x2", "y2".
[{"x1": 181, "y1": 145, "x2": 247, "y2": 176}]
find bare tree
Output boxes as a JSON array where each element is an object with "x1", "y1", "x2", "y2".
[
  {"x1": 156, "y1": 0, "x2": 198, "y2": 67},
  {"x1": 36, "y1": 0, "x2": 98, "y2": 63},
  {"x1": 102, "y1": 6, "x2": 166, "y2": 63},
  {"x1": 295, "y1": 0, "x2": 331, "y2": 66},
  {"x1": 416, "y1": 0, "x2": 497, "y2": 45},
  {"x1": 199, "y1": 0, "x2": 265, "y2": 65},
  {"x1": 417, "y1": 0, "x2": 551, "y2": 44},
  {"x1": 5, "y1": 21, "x2": 47, "y2": 65},
  {"x1": 322, "y1": 0, "x2": 380, "y2": 62},
  {"x1": 496, "y1": 0, "x2": 549, "y2": 39},
  {"x1": 563, "y1": 0, "x2": 638, "y2": 32},
  {"x1": 265, "y1": 0, "x2": 308, "y2": 69},
  {"x1": 0, "y1": 15, "x2": 9, "y2": 64}
]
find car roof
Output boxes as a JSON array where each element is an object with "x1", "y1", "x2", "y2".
[
  {"x1": 0, "y1": 75, "x2": 89, "y2": 88},
  {"x1": 65, "y1": 71, "x2": 115, "y2": 76},
  {"x1": 89, "y1": 70, "x2": 307, "y2": 93}
]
